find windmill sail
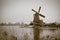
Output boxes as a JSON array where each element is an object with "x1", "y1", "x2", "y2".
[
  {"x1": 38, "y1": 6, "x2": 41, "y2": 13},
  {"x1": 39, "y1": 14, "x2": 45, "y2": 18},
  {"x1": 32, "y1": 9, "x2": 38, "y2": 13}
]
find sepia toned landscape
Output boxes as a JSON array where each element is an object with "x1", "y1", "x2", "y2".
[{"x1": 0, "y1": 0, "x2": 60, "y2": 40}]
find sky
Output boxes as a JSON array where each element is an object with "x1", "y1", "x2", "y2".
[{"x1": 0, "y1": 0, "x2": 60, "y2": 23}]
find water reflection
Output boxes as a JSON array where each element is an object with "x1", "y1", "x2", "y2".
[{"x1": 0, "y1": 26, "x2": 60, "y2": 40}]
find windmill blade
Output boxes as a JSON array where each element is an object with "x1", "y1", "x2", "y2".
[
  {"x1": 32, "y1": 9, "x2": 37, "y2": 13},
  {"x1": 39, "y1": 14, "x2": 45, "y2": 18},
  {"x1": 38, "y1": 6, "x2": 41, "y2": 13}
]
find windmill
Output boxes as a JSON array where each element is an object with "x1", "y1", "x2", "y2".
[
  {"x1": 32, "y1": 6, "x2": 45, "y2": 40},
  {"x1": 32, "y1": 6, "x2": 45, "y2": 25}
]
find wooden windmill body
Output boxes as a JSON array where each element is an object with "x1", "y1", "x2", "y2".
[
  {"x1": 32, "y1": 6, "x2": 45, "y2": 40},
  {"x1": 32, "y1": 6, "x2": 45, "y2": 24}
]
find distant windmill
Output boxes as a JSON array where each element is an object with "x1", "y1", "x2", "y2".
[
  {"x1": 32, "y1": 6, "x2": 45, "y2": 25},
  {"x1": 32, "y1": 6, "x2": 45, "y2": 40}
]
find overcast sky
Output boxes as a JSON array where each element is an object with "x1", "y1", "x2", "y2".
[{"x1": 0, "y1": 0, "x2": 60, "y2": 23}]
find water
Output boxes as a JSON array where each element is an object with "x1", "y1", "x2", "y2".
[
  {"x1": 0, "y1": 26, "x2": 34, "y2": 40},
  {"x1": 0, "y1": 26, "x2": 60, "y2": 40}
]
